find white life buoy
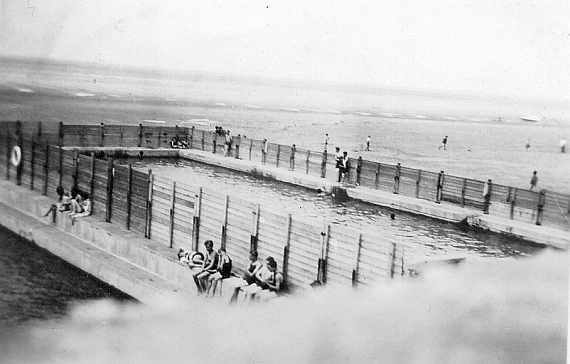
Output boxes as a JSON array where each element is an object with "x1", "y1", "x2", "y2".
[{"x1": 11, "y1": 146, "x2": 21, "y2": 167}]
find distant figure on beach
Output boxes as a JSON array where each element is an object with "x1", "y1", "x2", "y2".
[
  {"x1": 482, "y1": 179, "x2": 492, "y2": 214},
  {"x1": 530, "y1": 171, "x2": 538, "y2": 191},
  {"x1": 366, "y1": 135, "x2": 371, "y2": 151},
  {"x1": 324, "y1": 133, "x2": 329, "y2": 150},
  {"x1": 261, "y1": 139, "x2": 268, "y2": 164},
  {"x1": 439, "y1": 136, "x2": 448, "y2": 150},
  {"x1": 525, "y1": 138, "x2": 531, "y2": 151},
  {"x1": 560, "y1": 137, "x2": 567, "y2": 153}
]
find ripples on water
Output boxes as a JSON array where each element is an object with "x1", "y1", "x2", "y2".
[
  {"x1": 0, "y1": 225, "x2": 135, "y2": 327},
  {"x1": 127, "y1": 158, "x2": 544, "y2": 260}
]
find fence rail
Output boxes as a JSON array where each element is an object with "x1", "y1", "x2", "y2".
[{"x1": 0, "y1": 121, "x2": 410, "y2": 292}]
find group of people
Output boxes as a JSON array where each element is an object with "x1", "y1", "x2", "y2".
[
  {"x1": 334, "y1": 147, "x2": 351, "y2": 183},
  {"x1": 178, "y1": 241, "x2": 283, "y2": 302},
  {"x1": 44, "y1": 185, "x2": 92, "y2": 221},
  {"x1": 170, "y1": 135, "x2": 190, "y2": 149}
]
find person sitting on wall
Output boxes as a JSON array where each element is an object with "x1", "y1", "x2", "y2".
[
  {"x1": 205, "y1": 246, "x2": 233, "y2": 297},
  {"x1": 69, "y1": 193, "x2": 92, "y2": 220},
  {"x1": 239, "y1": 256, "x2": 278, "y2": 301},
  {"x1": 192, "y1": 240, "x2": 219, "y2": 295},
  {"x1": 43, "y1": 186, "x2": 72, "y2": 217},
  {"x1": 171, "y1": 135, "x2": 183, "y2": 149},
  {"x1": 255, "y1": 258, "x2": 284, "y2": 301},
  {"x1": 230, "y1": 250, "x2": 263, "y2": 302},
  {"x1": 178, "y1": 248, "x2": 205, "y2": 268}
]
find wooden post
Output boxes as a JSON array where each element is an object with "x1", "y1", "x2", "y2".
[
  {"x1": 105, "y1": 159, "x2": 114, "y2": 223},
  {"x1": 390, "y1": 242, "x2": 397, "y2": 278},
  {"x1": 89, "y1": 153, "x2": 95, "y2": 213},
  {"x1": 168, "y1": 181, "x2": 176, "y2": 248},
  {"x1": 318, "y1": 223, "x2": 331, "y2": 284},
  {"x1": 126, "y1": 164, "x2": 133, "y2": 230},
  {"x1": 351, "y1": 233, "x2": 363, "y2": 287},
  {"x1": 43, "y1": 145, "x2": 49, "y2": 196},
  {"x1": 72, "y1": 149, "x2": 79, "y2": 192},
  {"x1": 145, "y1": 170, "x2": 154, "y2": 239},
  {"x1": 374, "y1": 163, "x2": 381, "y2": 189},
  {"x1": 282, "y1": 213, "x2": 292, "y2": 284},
  {"x1": 58, "y1": 147, "x2": 63, "y2": 188},
  {"x1": 235, "y1": 135, "x2": 241, "y2": 159},
  {"x1": 249, "y1": 139, "x2": 253, "y2": 161},
  {"x1": 356, "y1": 156, "x2": 362, "y2": 186},
  {"x1": 16, "y1": 120, "x2": 23, "y2": 186},
  {"x1": 415, "y1": 170, "x2": 422, "y2": 198},
  {"x1": 212, "y1": 133, "x2": 217, "y2": 154},
  {"x1": 289, "y1": 144, "x2": 296, "y2": 170},
  {"x1": 393, "y1": 163, "x2": 401, "y2": 194},
  {"x1": 435, "y1": 170, "x2": 444, "y2": 203},
  {"x1": 536, "y1": 190, "x2": 545, "y2": 226},
  {"x1": 461, "y1": 178, "x2": 467, "y2": 207},
  {"x1": 192, "y1": 187, "x2": 202, "y2": 251},
  {"x1": 190, "y1": 126, "x2": 195, "y2": 149},
  {"x1": 157, "y1": 126, "x2": 162, "y2": 148},
  {"x1": 250, "y1": 203, "x2": 260, "y2": 252},
  {"x1": 276, "y1": 144, "x2": 281, "y2": 168},
  {"x1": 510, "y1": 187, "x2": 517, "y2": 219},
  {"x1": 201, "y1": 130, "x2": 205, "y2": 151},
  {"x1": 305, "y1": 150, "x2": 310, "y2": 174},
  {"x1": 30, "y1": 141, "x2": 36, "y2": 190},
  {"x1": 100, "y1": 123, "x2": 105, "y2": 147},
  {"x1": 221, "y1": 195, "x2": 229, "y2": 250},
  {"x1": 5, "y1": 128, "x2": 10, "y2": 180},
  {"x1": 138, "y1": 124, "x2": 143, "y2": 147},
  {"x1": 320, "y1": 150, "x2": 327, "y2": 178}
]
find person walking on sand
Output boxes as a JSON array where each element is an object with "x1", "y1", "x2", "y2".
[
  {"x1": 560, "y1": 137, "x2": 567, "y2": 153},
  {"x1": 525, "y1": 138, "x2": 531, "y2": 151},
  {"x1": 439, "y1": 136, "x2": 448, "y2": 150},
  {"x1": 365, "y1": 135, "x2": 371, "y2": 151},
  {"x1": 530, "y1": 171, "x2": 538, "y2": 191}
]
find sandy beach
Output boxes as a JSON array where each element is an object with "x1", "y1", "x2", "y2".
[{"x1": 1, "y1": 59, "x2": 569, "y2": 195}]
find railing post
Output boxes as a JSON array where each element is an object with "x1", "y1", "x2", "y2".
[
  {"x1": 105, "y1": 159, "x2": 114, "y2": 223},
  {"x1": 510, "y1": 187, "x2": 517, "y2": 219},
  {"x1": 89, "y1": 153, "x2": 95, "y2": 213},
  {"x1": 536, "y1": 190, "x2": 545, "y2": 226},
  {"x1": 390, "y1": 242, "x2": 397, "y2": 278},
  {"x1": 435, "y1": 170, "x2": 444, "y2": 203},
  {"x1": 393, "y1": 163, "x2": 401, "y2": 194},
  {"x1": 483, "y1": 179, "x2": 492, "y2": 214},
  {"x1": 249, "y1": 139, "x2": 253, "y2": 161},
  {"x1": 235, "y1": 135, "x2": 241, "y2": 159},
  {"x1": 415, "y1": 170, "x2": 422, "y2": 198},
  {"x1": 318, "y1": 223, "x2": 330, "y2": 284},
  {"x1": 305, "y1": 150, "x2": 310, "y2": 174},
  {"x1": 157, "y1": 126, "x2": 162, "y2": 148},
  {"x1": 169, "y1": 181, "x2": 176, "y2": 248},
  {"x1": 221, "y1": 195, "x2": 229, "y2": 250},
  {"x1": 250, "y1": 203, "x2": 260, "y2": 252},
  {"x1": 356, "y1": 156, "x2": 362, "y2": 186},
  {"x1": 320, "y1": 150, "x2": 327, "y2": 178},
  {"x1": 460, "y1": 178, "x2": 467, "y2": 207},
  {"x1": 192, "y1": 187, "x2": 202, "y2": 251},
  {"x1": 282, "y1": 213, "x2": 292, "y2": 284},
  {"x1": 138, "y1": 124, "x2": 143, "y2": 147},
  {"x1": 30, "y1": 140, "x2": 36, "y2": 190},
  {"x1": 16, "y1": 120, "x2": 23, "y2": 186},
  {"x1": 190, "y1": 126, "x2": 195, "y2": 149},
  {"x1": 145, "y1": 170, "x2": 154, "y2": 239},
  {"x1": 43, "y1": 145, "x2": 49, "y2": 196},
  {"x1": 100, "y1": 123, "x2": 105, "y2": 147},
  {"x1": 261, "y1": 139, "x2": 267, "y2": 165},
  {"x1": 126, "y1": 164, "x2": 133, "y2": 230},
  {"x1": 212, "y1": 133, "x2": 217, "y2": 154},
  {"x1": 5, "y1": 128, "x2": 10, "y2": 180},
  {"x1": 352, "y1": 233, "x2": 362, "y2": 287},
  {"x1": 289, "y1": 144, "x2": 296, "y2": 171},
  {"x1": 374, "y1": 163, "x2": 381, "y2": 189},
  {"x1": 276, "y1": 144, "x2": 281, "y2": 168},
  {"x1": 72, "y1": 149, "x2": 79, "y2": 193}
]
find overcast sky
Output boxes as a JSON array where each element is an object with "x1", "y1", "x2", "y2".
[{"x1": 1, "y1": 0, "x2": 568, "y2": 100}]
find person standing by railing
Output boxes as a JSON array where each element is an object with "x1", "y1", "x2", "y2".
[
  {"x1": 483, "y1": 179, "x2": 492, "y2": 214},
  {"x1": 261, "y1": 139, "x2": 268, "y2": 165}
]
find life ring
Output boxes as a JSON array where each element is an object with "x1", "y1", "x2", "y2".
[{"x1": 10, "y1": 146, "x2": 21, "y2": 167}]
